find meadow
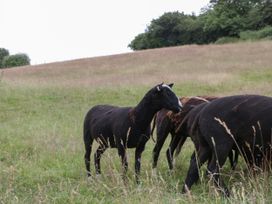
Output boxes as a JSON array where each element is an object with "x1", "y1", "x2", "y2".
[{"x1": 1, "y1": 41, "x2": 272, "y2": 203}]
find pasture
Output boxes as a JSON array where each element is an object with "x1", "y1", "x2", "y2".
[{"x1": 1, "y1": 41, "x2": 272, "y2": 203}]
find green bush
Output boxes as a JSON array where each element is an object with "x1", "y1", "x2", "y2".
[
  {"x1": 129, "y1": 1, "x2": 272, "y2": 50},
  {"x1": 240, "y1": 26, "x2": 272, "y2": 40},
  {"x1": 215, "y1": 36, "x2": 240, "y2": 44},
  {"x1": 128, "y1": 12, "x2": 205, "y2": 50},
  {"x1": 2, "y1": 53, "x2": 30, "y2": 68},
  {"x1": 0, "y1": 48, "x2": 10, "y2": 68}
]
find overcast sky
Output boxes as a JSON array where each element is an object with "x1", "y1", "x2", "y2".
[{"x1": 1, "y1": 0, "x2": 210, "y2": 64}]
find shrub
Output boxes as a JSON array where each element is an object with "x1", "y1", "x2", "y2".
[
  {"x1": 240, "y1": 26, "x2": 272, "y2": 40},
  {"x1": 215, "y1": 36, "x2": 240, "y2": 44},
  {"x1": 2, "y1": 53, "x2": 30, "y2": 68},
  {"x1": 0, "y1": 48, "x2": 10, "y2": 68}
]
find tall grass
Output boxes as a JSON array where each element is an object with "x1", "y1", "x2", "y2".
[{"x1": 1, "y1": 41, "x2": 272, "y2": 203}]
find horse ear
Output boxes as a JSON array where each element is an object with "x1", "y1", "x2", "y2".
[
  {"x1": 156, "y1": 82, "x2": 164, "y2": 92},
  {"x1": 156, "y1": 85, "x2": 161, "y2": 92},
  {"x1": 168, "y1": 83, "x2": 174, "y2": 88}
]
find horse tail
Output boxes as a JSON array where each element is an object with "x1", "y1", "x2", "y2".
[
  {"x1": 83, "y1": 113, "x2": 94, "y2": 177},
  {"x1": 150, "y1": 113, "x2": 157, "y2": 143}
]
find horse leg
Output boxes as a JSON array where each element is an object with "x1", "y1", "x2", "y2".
[
  {"x1": 182, "y1": 145, "x2": 211, "y2": 193},
  {"x1": 84, "y1": 131, "x2": 94, "y2": 177},
  {"x1": 152, "y1": 126, "x2": 170, "y2": 168},
  {"x1": 207, "y1": 145, "x2": 232, "y2": 197},
  {"x1": 228, "y1": 149, "x2": 239, "y2": 170},
  {"x1": 135, "y1": 137, "x2": 148, "y2": 184},
  {"x1": 94, "y1": 144, "x2": 108, "y2": 175},
  {"x1": 232, "y1": 149, "x2": 239, "y2": 170},
  {"x1": 117, "y1": 141, "x2": 128, "y2": 175},
  {"x1": 94, "y1": 136, "x2": 108, "y2": 175},
  {"x1": 166, "y1": 133, "x2": 186, "y2": 170},
  {"x1": 114, "y1": 135, "x2": 128, "y2": 181},
  {"x1": 228, "y1": 150, "x2": 234, "y2": 169}
]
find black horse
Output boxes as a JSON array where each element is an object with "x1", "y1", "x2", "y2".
[
  {"x1": 180, "y1": 95, "x2": 272, "y2": 196},
  {"x1": 83, "y1": 83, "x2": 182, "y2": 182}
]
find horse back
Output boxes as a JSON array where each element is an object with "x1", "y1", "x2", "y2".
[
  {"x1": 199, "y1": 95, "x2": 272, "y2": 146},
  {"x1": 84, "y1": 105, "x2": 132, "y2": 139}
]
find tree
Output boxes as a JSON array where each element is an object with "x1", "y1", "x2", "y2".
[
  {"x1": 128, "y1": 33, "x2": 150, "y2": 50},
  {"x1": 204, "y1": 0, "x2": 272, "y2": 39},
  {"x1": 128, "y1": 0, "x2": 272, "y2": 50},
  {"x1": 129, "y1": 12, "x2": 205, "y2": 50},
  {"x1": 0, "y1": 48, "x2": 9, "y2": 68},
  {"x1": 2, "y1": 53, "x2": 30, "y2": 68}
]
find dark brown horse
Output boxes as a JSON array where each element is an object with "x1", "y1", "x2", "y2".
[{"x1": 151, "y1": 96, "x2": 221, "y2": 169}]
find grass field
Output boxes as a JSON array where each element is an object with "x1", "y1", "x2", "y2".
[{"x1": 1, "y1": 41, "x2": 272, "y2": 203}]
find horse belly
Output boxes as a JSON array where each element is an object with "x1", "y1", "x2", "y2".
[
  {"x1": 109, "y1": 135, "x2": 117, "y2": 148},
  {"x1": 127, "y1": 136, "x2": 140, "y2": 148}
]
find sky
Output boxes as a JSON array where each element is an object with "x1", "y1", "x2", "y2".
[{"x1": 1, "y1": 0, "x2": 210, "y2": 64}]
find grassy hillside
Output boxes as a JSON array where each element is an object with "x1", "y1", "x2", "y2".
[{"x1": 1, "y1": 41, "x2": 272, "y2": 203}]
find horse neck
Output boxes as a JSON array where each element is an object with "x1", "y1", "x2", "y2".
[{"x1": 133, "y1": 95, "x2": 158, "y2": 129}]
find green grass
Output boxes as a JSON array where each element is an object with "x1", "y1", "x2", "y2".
[
  {"x1": 1, "y1": 41, "x2": 272, "y2": 203},
  {"x1": 1, "y1": 72, "x2": 272, "y2": 203}
]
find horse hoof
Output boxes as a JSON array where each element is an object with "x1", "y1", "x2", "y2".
[
  {"x1": 86, "y1": 176, "x2": 95, "y2": 183},
  {"x1": 95, "y1": 174, "x2": 102, "y2": 180},
  {"x1": 181, "y1": 184, "x2": 191, "y2": 194}
]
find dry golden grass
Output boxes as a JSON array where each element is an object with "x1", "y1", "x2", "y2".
[{"x1": 2, "y1": 41, "x2": 272, "y2": 90}]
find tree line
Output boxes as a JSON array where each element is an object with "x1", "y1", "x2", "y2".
[
  {"x1": 129, "y1": 0, "x2": 272, "y2": 50},
  {"x1": 0, "y1": 48, "x2": 30, "y2": 69}
]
